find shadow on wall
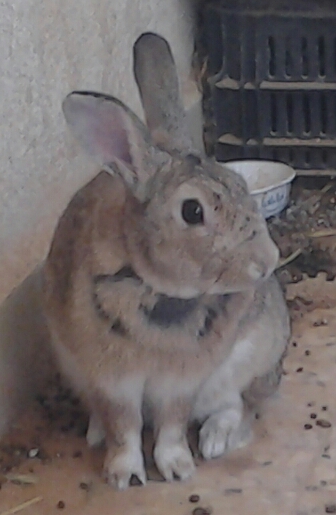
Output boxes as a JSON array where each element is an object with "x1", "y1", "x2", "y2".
[{"x1": 0, "y1": 267, "x2": 55, "y2": 436}]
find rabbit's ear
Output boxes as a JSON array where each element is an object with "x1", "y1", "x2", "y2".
[
  {"x1": 133, "y1": 32, "x2": 194, "y2": 153},
  {"x1": 62, "y1": 91, "x2": 159, "y2": 185}
]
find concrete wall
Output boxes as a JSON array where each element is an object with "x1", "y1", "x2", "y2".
[
  {"x1": 0, "y1": 0, "x2": 201, "y2": 303},
  {"x1": 0, "y1": 0, "x2": 202, "y2": 434}
]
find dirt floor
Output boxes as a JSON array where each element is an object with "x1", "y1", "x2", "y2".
[
  {"x1": 0, "y1": 178, "x2": 336, "y2": 515},
  {"x1": 271, "y1": 176, "x2": 336, "y2": 287}
]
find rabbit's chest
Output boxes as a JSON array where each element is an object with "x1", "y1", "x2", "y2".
[{"x1": 91, "y1": 266, "x2": 232, "y2": 365}]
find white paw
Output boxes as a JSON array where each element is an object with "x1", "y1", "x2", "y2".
[
  {"x1": 86, "y1": 413, "x2": 105, "y2": 447},
  {"x1": 199, "y1": 409, "x2": 251, "y2": 460},
  {"x1": 154, "y1": 439, "x2": 195, "y2": 482},
  {"x1": 103, "y1": 445, "x2": 146, "y2": 490}
]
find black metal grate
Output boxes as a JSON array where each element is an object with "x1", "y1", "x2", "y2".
[
  {"x1": 261, "y1": 90, "x2": 336, "y2": 139},
  {"x1": 204, "y1": 0, "x2": 336, "y2": 173},
  {"x1": 257, "y1": 24, "x2": 336, "y2": 83}
]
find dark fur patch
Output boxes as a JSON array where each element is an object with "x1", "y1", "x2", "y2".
[
  {"x1": 141, "y1": 295, "x2": 198, "y2": 328},
  {"x1": 198, "y1": 307, "x2": 217, "y2": 338},
  {"x1": 92, "y1": 271, "x2": 133, "y2": 336},
  {"x1": 92, "y1": 292, "x2": 111, "y2": 321},
  {"x1": 71, "y1": 90, "x2": 122, "y2": 103},
  {"x1": 185, "y1": 153, "x2": 202, "y2": 167},
  {"x1": 92, "y1": 292, "x2": 129, "y2": 337},
  {"x1": 110, "y1": 318, "x2": 128, "y2": 336},
  {"x1": 198, "y1": 295, "x2": 231, "y2": 338},
  {"x1": 93, "y1": 266, "x2": 142, "y2": 286},
  {"x1": 217, "y1": 294, "x2": 231, "y2": 312}
]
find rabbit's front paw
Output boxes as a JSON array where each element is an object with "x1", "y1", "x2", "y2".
[
  {"x1": 86, "y1": 412, "x2": 105, "y2": 447},
  {"x1": 154, "y1": 436, "x2": 195, "y2": 482},
  {"x1": 199, "y1": 408, "x2": 251, "y2": 460},
  {"x1": 103, "y1": 443, "x2": 146, "y2": 490}
]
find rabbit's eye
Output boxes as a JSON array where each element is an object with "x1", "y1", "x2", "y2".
[{"x1": 182, "y1": 199, "x2": 204, "y2": 225}]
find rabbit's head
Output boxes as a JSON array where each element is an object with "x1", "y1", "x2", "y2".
[{"x1": 62, "y1": 33, "x2": 279, "y2": 298}]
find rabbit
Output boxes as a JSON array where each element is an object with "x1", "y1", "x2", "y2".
[{"x1": 42, "y1": 32, "x2": 290, "y2": 490}]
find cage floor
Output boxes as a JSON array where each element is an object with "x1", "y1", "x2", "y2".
[{"x1": 0, "y1": 275, "x2": 335, "y2": 515}]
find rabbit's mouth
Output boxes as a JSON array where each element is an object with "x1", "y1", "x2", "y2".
[
  {"x1": 208, "y1": 274, "x2": 248, "y2": 295},
  {"x1": 247, "y1": 261, "x2": 272, "y2": 282},
  {"x1": 209, "y1": 262, "x2": 271, "y2": 295}
]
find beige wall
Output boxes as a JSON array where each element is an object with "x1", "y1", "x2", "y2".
[
  {"x1": 0, "y1": 0, "x2": 202, "y2": 435},
  {"x1": 0, "y1": 0, "x2": 201, "y2": 303}
]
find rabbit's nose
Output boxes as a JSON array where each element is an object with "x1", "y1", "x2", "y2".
[
  {"x1": 247, "y1": 262, "x2": 265, "y2": 281},
  {"x1": 248, "y1": 243, "x2": 279, "y2": 281}
]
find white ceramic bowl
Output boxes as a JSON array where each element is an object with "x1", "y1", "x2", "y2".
[{"x1": 222, "y1": 160, "x2": 296, "y2": 219}]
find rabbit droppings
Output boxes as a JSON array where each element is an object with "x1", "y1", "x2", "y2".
[{"x1": 43, "y1": 33, "x2": 290, "y2": 490}]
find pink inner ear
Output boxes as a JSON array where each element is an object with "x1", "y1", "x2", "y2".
[
  {"x1": 64, "y1": 96, "x2": 132, "y2": 166},
  {"x1": 88, "y1": 108, "x2": 132, "y2": 165}
]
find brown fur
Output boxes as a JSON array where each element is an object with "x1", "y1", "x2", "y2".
[{"x1": 42, "y1": 33, "x2": 290, "y2": 490}]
